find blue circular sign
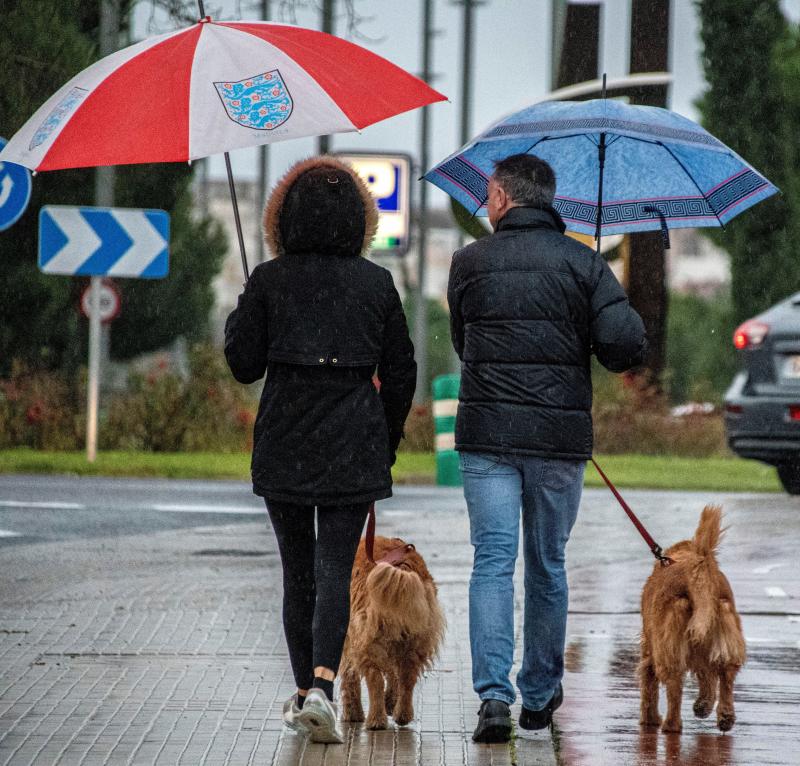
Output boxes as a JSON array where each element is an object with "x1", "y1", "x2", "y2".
[{"x1": 0, "y1": 137, "x2": 33, "y2": 232}]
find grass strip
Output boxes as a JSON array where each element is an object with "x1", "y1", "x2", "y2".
[
  {"x1": 0, "y1": 449, "x2": 436, "y2": 484},
  {"x1": 0, "y1": 449, "x2": 782, "y2": 492},
  {"x1": 583, "y1": 454, "x2": 781, "y2": 493}
]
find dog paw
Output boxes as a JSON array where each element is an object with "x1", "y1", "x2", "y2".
[
  {"x1": 693, "y1": 699, "x2": 713, "y2": 719},
  {"x1": 366, "y1": 715, "x2": 388, "y2": 730},
  {"x1": 342, "y1": 708, "x2": 365, "y2": 723},
  {"x1": 393, "y1": 706, "x2": 414, "y2": 727},
  {"x1": 717, "y1": 712, "x2": 735, "y2": 732},
  {"x1": 639, "y1": 715, "x2": 661, "y2": 728},
  {"x1": 661, "y1": 720, "x2": 682, "y2": 734}
]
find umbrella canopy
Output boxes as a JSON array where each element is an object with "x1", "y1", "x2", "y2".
[
  {"x1": 424, "y1": 98, "x2": 777, "y2": 239},
  {"x1": 0, "y1": 18, "x2": 446, "y2": 171}
]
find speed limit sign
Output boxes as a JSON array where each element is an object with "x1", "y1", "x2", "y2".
[{"x1": 80, "y1": 279, "x2": 121, "y2": 323}]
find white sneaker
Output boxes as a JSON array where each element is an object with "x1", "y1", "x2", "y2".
[
  {"x1": 296, "y1": 688, "x2": 344, "y2": 744},
  {"x1": 282, "y1": 694, "x2": 308, "y2": 733}
]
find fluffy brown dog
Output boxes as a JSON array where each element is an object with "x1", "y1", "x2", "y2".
[
  {"x1": 639, "y1": 505, "x2": 746, "y2": 734},
  {"x1": 340, "y1": 535, "x2": 445, "y2": 730}
]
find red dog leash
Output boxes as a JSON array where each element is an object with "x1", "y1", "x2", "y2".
[
  {"x1": 590, "y1": 459, "x2": 672, "y2": 567},
  {"x1": 365, "y1": 502, "x2": 415, "y2": 567}
]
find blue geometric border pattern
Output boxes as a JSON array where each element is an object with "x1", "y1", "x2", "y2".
[
  {"x1": 434, "y1": 156, "x2": 490, "y2": 205},
  {"x1": 484, "y1": 118, "x2": 723, "y2": 149},
  {"x1": 554, "y1": 197, "x2": 715, "y2": 228},
  {"x1": 707, "y1": 169, "x2": 770, "y2": 215},
  {"x1": 554, "y1": 169, "x2": 770, "y2": 228}
]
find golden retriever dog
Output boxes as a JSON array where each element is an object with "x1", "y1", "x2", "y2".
[
  {"x1": 639, "y1": 505, "x2": 746, "y2": 734},
  {"x1": 340, "y1": 535, "x2": 445, "y2": 730}
]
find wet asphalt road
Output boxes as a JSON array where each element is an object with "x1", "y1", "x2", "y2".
[{"x1": 0, "y1": 475, "x2": 798, "y2": 765}]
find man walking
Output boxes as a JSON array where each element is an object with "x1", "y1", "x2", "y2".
[{"x1": 447, "y1": 154, "x2": 647, "y2": 743}]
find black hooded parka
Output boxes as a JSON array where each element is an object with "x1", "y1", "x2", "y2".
[{"x1": 224, "y1": 157, "x2": 417, "y2": 506}]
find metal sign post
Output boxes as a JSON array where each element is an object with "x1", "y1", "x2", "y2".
[
  {"x1": 38, "y1": 204, "x2": 170, "y2": 462},
  {"x1": 87, "y1": 0, "x2": 119, "y2": 463},
  {"x1": 86, "y1": 277, "x2": 102, "y2": 462}
]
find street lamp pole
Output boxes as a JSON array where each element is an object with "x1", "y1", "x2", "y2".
[
  {"x1": 256, "y1": 0, "x2": 271, "y2": 263},
  {"x1": 87, "y1": 0, "x2": 119, "y2": 463},
  {"x1": 413, "y1": 0, "x2": 434, "y2": 404},
  {"x1": 317, "y1": 0, "x2": 335, "y2": 155}
]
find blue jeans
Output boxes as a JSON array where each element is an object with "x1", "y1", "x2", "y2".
[{"x1": 460, "y1": 451, "x2": 585, "y2": 710}]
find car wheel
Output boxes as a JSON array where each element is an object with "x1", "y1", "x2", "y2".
[{"x1": 777, "y1": 463, "x2": 800, "y2": 495}]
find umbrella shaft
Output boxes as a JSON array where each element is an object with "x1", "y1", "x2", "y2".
[
  {"x1": 595, "y1": 132, "x2": 607, "y2": 246},
  {"x1": 197, "y1": 1, "x2": 205, "y2": 18},
  {"x1": 224, "y1": 152, "x2": 250, "y2": 281}
]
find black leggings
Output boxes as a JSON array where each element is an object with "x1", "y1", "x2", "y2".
[{"x1": 266, "y1": 501, "x2": 369, "y2": 690}]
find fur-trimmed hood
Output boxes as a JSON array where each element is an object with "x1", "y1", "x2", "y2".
[{"x1": 263, "y1": 156, "x2": 379, "y2": 258}]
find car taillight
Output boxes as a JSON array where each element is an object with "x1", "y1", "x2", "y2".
[
  {"x1": 733, "y1": 320, "x2": 769, "y2": 349},
  {"x1": 789, "y1": 406, "x2": 800, "y2": 422},
  {"x1": 725, "y1": 404, "x2": 744, "y2": 415}
]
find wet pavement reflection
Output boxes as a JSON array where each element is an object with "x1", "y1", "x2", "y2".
[{"x1": 555, "y1": 490, "x2": 800, "y2": 766}]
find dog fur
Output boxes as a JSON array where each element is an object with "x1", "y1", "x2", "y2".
[
  {"x1": 639, "y1": 505, "x2": 746, "y2": 734},
  {"x1": 340, "y1": 535, "x2": 445, "y2": 730}
]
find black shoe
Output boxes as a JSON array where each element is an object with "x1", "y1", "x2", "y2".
[
  {"x1": 519, "y1": 683, "x2": 563, "y2": 731},
  {"x1": 472, "y1": 699, "x2": 513, "y2": 743}
]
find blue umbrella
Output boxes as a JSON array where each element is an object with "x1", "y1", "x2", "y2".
[{"x1": 424, "y1": 97, "x2": 778, "y2": 251}]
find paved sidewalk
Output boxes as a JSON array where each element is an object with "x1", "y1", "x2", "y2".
[{"x1": 0, "y1": 496, "x2": 556, "y2": 765}]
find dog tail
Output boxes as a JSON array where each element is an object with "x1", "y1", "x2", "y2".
[
  {"x1": 692, "y1": 504, "x2": 723, "y2": 558},
  {"x1": 687, "y1": 505, "x2": 724, "y2": 644},
  {"x1": 365, "y1": 562, "x2": 432, "y2": 632}
]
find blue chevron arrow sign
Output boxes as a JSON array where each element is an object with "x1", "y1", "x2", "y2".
[{"x1": 39, "y1": 206, "x2": 169, "y2": 278}]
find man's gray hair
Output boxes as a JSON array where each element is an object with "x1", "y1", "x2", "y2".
[{"x1": 492, "y1": 154, "x2": 556, "y2": 208}]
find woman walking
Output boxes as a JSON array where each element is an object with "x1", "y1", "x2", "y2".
[{"x1": 224, "y1": 156, "x2": 417, "y2": 743}]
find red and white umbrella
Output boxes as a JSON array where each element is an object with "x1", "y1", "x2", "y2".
[
  {"x1": 1, "y1": 17, "x2": 445, "y2": 169},
  {"x1": 0, "y1": 14, "x2": 446, "y2": 274}
]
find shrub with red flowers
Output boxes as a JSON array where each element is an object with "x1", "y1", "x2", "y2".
[
  {"x1": 103, "y1": 344, "x2": 257, "y2": 452},
  {"x1": 592, "y1": 366, "x2": 726, "y2": 457},
  {"x1": 0, "y1": 362, "x2": 84, "y2": 450},
  {"x1": 399, "y1": 404, "x2": 434, "y2": 452}
]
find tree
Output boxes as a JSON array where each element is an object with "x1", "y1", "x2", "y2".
[
  {"x1": 0, "y1": 1, "x2": 96, "y2": 374},
  {"x1": 697, "y1": 0, "x2": 800, "y2": 323},
  {"x1": 0, "y1": 0, "x2": 226, "y2": 373},
  {"x1": 403, "y1": 296, "x2": 452, "y2": 398},
  {"x1": 107, "y1": 164, "x2": 226, "y2": 360}
]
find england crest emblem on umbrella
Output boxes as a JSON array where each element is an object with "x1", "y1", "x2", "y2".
[{"x1": 214, "y1": 70, "x2": 293, "y2": 130}]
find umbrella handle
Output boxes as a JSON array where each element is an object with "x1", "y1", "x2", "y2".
[
  {"x1": 644, "y1": 206, "x2": 671, "y2": 250},
  {"x1": 224, "y1": 152, "x2": 251, "y2": 281}
]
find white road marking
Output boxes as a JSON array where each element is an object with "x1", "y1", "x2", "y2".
[
  {"x1": 0, "y1": 529, "x2": 21, "y2": 538},
  {"x1": 789, "y1": 616, "x2": 800, "y2": 623},
  {"x1": 765, "y1": 586, "x2": 788, "y2": 598},
  {"x1": 152, "y1": 504, "x2": 263, "y2": 515},
  {"x1": 0, "y1": 500, "x2": 85, "y2": 510},
  {"x1": 753, "y1": 563, "x2": 786, "y2": 574}
]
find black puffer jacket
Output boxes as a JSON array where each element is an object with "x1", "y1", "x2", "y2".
[
  {"x1": 447, "y1": 205, "x2": 646, "y2": 459},
  {"x1": 225, "y1": 157, "x2": 416, "y2": 506}
]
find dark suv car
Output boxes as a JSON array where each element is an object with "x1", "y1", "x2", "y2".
[{"x1": 725, "y1": 292, "x2": 800, "y2": 494}]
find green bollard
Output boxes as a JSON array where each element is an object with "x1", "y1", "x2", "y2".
[{"x1": 432, "y1": 373, "x2": 462, "y2": 486}]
